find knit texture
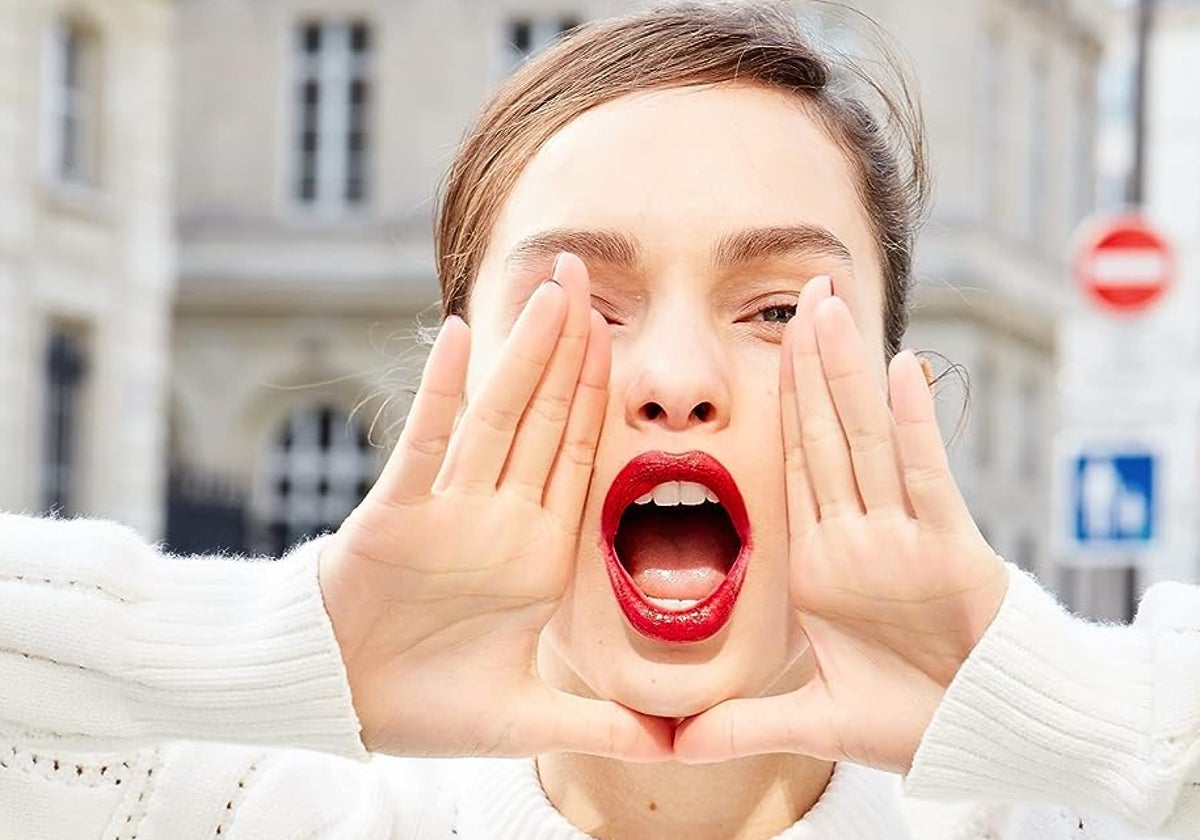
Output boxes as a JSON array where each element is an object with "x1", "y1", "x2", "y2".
[
  {"x1": 907, "y1": 564, "x2": 1200, "y2": 839},
  {"x1": 0, "y1": 514, "x2": 1193, "y2": 838},
  {"x1": 0, "y1": 512, "x2": 365, "y2": 757}
]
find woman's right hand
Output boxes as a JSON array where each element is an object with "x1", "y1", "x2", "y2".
[{"x1": 317, "y1": 254, "x2": 673, "y2": 762}]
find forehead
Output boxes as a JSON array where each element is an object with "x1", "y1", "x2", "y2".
[{"x1": 480, "y1": 83, "x2": 882, "y2": 288}]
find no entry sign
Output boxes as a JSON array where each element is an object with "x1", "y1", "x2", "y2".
[{"x1": 1076, "y1": 217, "x2": 1173, "y2": 313}]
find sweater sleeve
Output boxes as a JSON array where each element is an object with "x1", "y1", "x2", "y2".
[
  {"x1": 905, "y1": 563, "x2": 1200, "y2": 839},
  {"x1": 0, "y1": 511, "x2": 367, "y2": 759}
]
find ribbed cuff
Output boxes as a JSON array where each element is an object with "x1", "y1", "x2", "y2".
[
  {"x1": 0, "y1": 514, "x2": 366, "y2": 760},
  {"x1": 905, "y1": 564, "x2": 1165, "y2": 824}
]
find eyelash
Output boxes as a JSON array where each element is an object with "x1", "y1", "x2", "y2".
[
  {"x1": 752, "y1": 302, "x2": 798, "y2": 324},
  {"x1": 588, "y1": 295, "x2": 801, "y2": 330}
]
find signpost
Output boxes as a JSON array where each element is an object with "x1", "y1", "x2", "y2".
[
  {"x1": 1061, "y1": 442, "x2": 1158, "y2": 553},
  {"x1": 1056, "y1": 214, "x2": 1176, "y2": 602},
  {"x1": 1076, "y1": 216, "x2": 1172, "y2": 313}
]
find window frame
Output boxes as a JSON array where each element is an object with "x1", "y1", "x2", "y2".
[
  {"x1": 41, "y1": 17, "x2": 103, "y2": 190},
  {"x1": 289, "y1": 19, "x2": 374, "y2": 218}
]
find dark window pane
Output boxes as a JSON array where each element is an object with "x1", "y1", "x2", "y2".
[
  {"x1": 318, "y1": 478, "x2": 330, "y2": 496},
  {"x1": 303, "y1": 80, "x2": 319, "y2": 105},
  {"x1": 302, "y1": 23, "x2": 322, "y2": 54},
  {"x1": 302, "y1": 130, "x2": 318, "y2": 153},
  {"x1": 559, "y1": 17, "x2": 581, "y2": 34},
  {"x1": 318, "y1": 408, "x2": 334, "y2": 450},
  {"x1": 510, "y1": 19, "x2": 532, "y2": 54},
  {"x1": 61, "y1": 114, "x2": 78, "y2": 177},
  {"x1": 299, "y1": 177, "x2": 316, "y2": 202},
  {"x1": 349, "y1": 79, "x2": 367, "y2": 107},
  {"x1": 64, "y1": 29, "x2": 81, "y2": 88},
  {"x1": 350, "y1": 23, "x2": 370, "y2": 54},
  {"x1": 277, "y1": 477, "x2": 291, "y2": 497},
  {"x1": 42, "y1": 328, "x2": 87, "y2": 514}
]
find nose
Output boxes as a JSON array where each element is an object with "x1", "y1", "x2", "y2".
[{"x1": 624, "y1": 317, "x2": 731, "y2": 433}]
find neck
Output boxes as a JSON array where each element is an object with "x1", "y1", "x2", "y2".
[{"x1": 537, "y1": 752, "x2": 833, "y2": 840}]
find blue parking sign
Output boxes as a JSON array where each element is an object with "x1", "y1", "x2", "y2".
[{"x1": 1072, "y1": 451, "x2": 1156, "y2": 546}]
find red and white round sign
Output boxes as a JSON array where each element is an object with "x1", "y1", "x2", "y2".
[{"x1": 1076, "y1": 217, "x2": 1173, "y2": 313}]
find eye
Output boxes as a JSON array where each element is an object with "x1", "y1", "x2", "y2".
[
  {"x1": 753, "y1": 303, "x2": 797, "y2": 324},
  {"x1": 590, "y1": 295, "x2": 625, "y2": 326}
]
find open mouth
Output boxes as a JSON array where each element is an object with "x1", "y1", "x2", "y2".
[{"x1": 601, "y1": 451, "x2": 751, "y2": 644}]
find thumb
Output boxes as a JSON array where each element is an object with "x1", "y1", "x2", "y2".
[
  {"x1": 522, "y1": 689, "x2": 675, "y2": 762},
  {"x1": 672, "y1": 688, "x2": 832, "y2": 764}
]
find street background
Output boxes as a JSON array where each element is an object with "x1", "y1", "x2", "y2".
[{"x1": 1, "y1": 0, "x2": 1191, "y2": 620}]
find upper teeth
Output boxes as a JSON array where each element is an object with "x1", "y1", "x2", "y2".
[{"x1": 634, "y1": 481, "x2": 720, "y2": 507}]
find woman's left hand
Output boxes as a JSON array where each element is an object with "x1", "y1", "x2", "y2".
[{"x1": 673, "y1": 276, "x2": 1009, "y2": 774}]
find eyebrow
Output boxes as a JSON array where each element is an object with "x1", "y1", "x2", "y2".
[
  {"x1": 504, "y1": 229, "x2": 643, "y2": 274},
  {"x1": 712, "y1": 225, "x2": 854, "y2": 272},
  {"x1": 502, "y1": 224, "x2": 854, "y2": 274}
]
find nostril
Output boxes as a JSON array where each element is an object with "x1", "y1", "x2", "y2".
[
  {"x1": 691, "y1": 402, "x2": 715, "y2": 424},
  {"x1": 641, "y1": 402, "x2": 664, "y2": 422}
]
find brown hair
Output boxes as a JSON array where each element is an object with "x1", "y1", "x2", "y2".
[{"x1": 435, "y1": 1, "x2": 929, "y2": 358}]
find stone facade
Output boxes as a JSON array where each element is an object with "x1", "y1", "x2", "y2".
[
  {"x1": 1, "y1": 0, "x2": 1107, "y2": 569},
  {"x1": 0, "y1": 0, "x2": 173, "y2": 536},
  {"x1": 171, "y1": 0, "x2": 1105, "y2": 570}
]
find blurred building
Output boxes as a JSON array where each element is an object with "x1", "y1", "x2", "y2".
[
  {"x1": 2, "y1": 0, "x2": 1107, "y2": 571},
  {"x1": 874, "y1": 0, "x2": 1107, "y2": 597},
  {"x1": 1051, "y1": 0, "x2": 1200, "y2": 620},
  {"x1": 0, "y1": 0, "x2": 174, "y2": 536}
]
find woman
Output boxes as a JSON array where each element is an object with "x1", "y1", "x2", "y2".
[{"x1": 1, "y1": 4, "x2": 1197, "y2": 838}]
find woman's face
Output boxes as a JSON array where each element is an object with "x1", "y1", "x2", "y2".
[{"x1": 468, "y1": 83, "x2": 886, "y2": 717}]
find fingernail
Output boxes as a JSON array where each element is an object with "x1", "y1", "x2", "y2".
[
  {"x1": 810, "y1": 274, "x2": 833, "y2": 296},
  {"x1": 552, "y1": 252, "x2": 569, "y2": 276}
]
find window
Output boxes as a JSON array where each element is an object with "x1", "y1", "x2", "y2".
[
  {"x1": 1073, "y1": 65, "x2": 1097, "y2": 226},
  {"x1": 259, "y1": 404, "x2": 377, "y2": 556},
  {"x1": 503, "y1": 15, "x2": 579, "y2": 72},
  {"x1": 42, "y1": 326, "x2": 89, "y2": 514},
  {"x1": 972, "y1": 359, "x2": 996, "y2": 469},
  {"x1": 978, "y1": 27, "x2": 1004, "y2": 220},
  {"x1": 1028, "y1": 52, "x2": 1049, "y2": 240},
  {"x1": 44, "y1": 19, "x2": 101, "y2": 185},
  {"x1": 1018, "y1": 374, "x2": 1042, "y2": 479},
  {"x1": 1013, "y1": 533, "x2": 1037, "y2": 573},
  {"x1": 294, "y1": 21, "x2": 372, "y2": 212}
]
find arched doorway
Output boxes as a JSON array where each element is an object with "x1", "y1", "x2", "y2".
[{"x1": 257, "y1": 403, "x2": 377, "y2": 556}]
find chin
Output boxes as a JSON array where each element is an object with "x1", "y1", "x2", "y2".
[{"x1": 600, "y1": 659, "x2": 754, "y2": 718}]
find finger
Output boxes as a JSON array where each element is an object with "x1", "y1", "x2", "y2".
[
  {"x1": 523, "y1": 689, "x2": 674, "y2": 762},
  {"x1": 791, "y1": 277, "x2": 862, "y2": 518},
  {"x1": 370, "y1": 317, "x2": 470, "y2": 505},
  {"x1": 441, "y1": 279, "x2": 568, "y2": 490},
  {"x1": 544, "y1": 310, "x2": 611, "y2": 522},
  {"x1": 813, "y1": 297, "x2": 905, "y2": 513},
  {"x1": 501, "y1": 253, "x2": 593, "y2": 500},
  {"x1": 672, "y1": 689, "x2": 830, "y2": 764},
  {"x1": 780, "y1": 320, "x2": 819, "y2": 538},
  {"x1": 889, "y1": 351, "x2": 972, "y2": 531}
]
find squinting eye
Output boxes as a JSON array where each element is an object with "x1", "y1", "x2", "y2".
[{"x1": 755, "y1": 304, "x2": 797, "y2": 324}]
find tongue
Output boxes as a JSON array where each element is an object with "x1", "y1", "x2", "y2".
[{"x1": 615, "y1": 507, "x2": 737, "y2": 600}]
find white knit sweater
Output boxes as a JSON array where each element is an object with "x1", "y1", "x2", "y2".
[{"x1": 0, "y1": 513, "x2": 1196, "y2": 839}]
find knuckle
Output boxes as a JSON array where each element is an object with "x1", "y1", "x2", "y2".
[
  {"x1": 474, "y1": 402, "x2": 523, "y2": 434},
  {"x1": 401, "y1": 431, "x2": 450, "y2": 459},
  {"x1": 903, "y1": 462, "x2": 944, "y2": 490}
]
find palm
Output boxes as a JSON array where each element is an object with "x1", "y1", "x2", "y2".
[
  {"x1": 675, "y1": 277, "x2": 1007, "y2": 773},
  {"x1": 319, "y1": 255, "x2": 672, "y2": 762}
]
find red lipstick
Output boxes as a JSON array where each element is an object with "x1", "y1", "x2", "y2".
[{"x1": 601, "y1": 451, "x2": 752, "y2": 644}]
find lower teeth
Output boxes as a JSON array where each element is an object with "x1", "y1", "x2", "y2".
[{"x1": 646, "y1": 596, "x2": 702, "y2": 611}]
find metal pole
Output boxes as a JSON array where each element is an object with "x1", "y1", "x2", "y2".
[{"x1": 1129, "y1": 0, "x2": 1156, "y2": 206}]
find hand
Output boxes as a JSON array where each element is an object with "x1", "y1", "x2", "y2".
[
  {"x1": 318, "y1": 254, "x2": 673, "y2": 762},
  {"x1": 673, "y1": 276, "x2": 1008, "y2": 774}
]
